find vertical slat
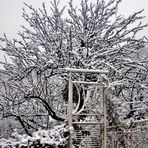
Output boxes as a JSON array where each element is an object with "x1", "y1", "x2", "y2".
[
  {"x1": 130, "y1": 129, "x2": 132, "y2": 148},
  {"x1": 124, "y1": 133, "x2": 128, "y2": 148},
  {"x1": 146, "y1": 123, "x2": 148, "y2": 147},
  {"x1": 68, "y1": 72, "x2": 73, "y2": 148},
  {"x1": 114, "y1": 132, "x2": 117, "y2": 148},
  {"x1": 112, "y1": 133, "x2": 115, "y2": 148},
  {"x1": 140, "y1": 124, "x2": 143, "y2": 148},
  {"x1": 135, "y1": 126, "x2": 138, "y2": 148},
  {"x1": 102, "y1": 84, "x2": 107, "y2": 148},
  {"x1": 142, "y1": 123, "x2": 146, "y2": 148}
]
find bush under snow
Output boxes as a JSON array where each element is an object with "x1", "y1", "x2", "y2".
[{"x1": 0, "y1": 124, "x2": 69, "y2": 148}]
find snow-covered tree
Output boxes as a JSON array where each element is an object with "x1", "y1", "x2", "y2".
[{"x1": 0, "y1": 0, "x2": 148, "y2": 139}]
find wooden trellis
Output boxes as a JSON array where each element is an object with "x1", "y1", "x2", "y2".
[
  {"x1": 66, "y1": 68, "x2": 108, "y2": 148},
  {"x1": 66, "y1": 68, "x2": 148, "y2": 148}
]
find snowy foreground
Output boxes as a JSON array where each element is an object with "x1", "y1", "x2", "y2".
[{"x1": 0, "y1": 124, "x2": 68, "y2": 148}]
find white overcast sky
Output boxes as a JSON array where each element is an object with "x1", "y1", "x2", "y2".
[
  {"x1": 0, "y1": 0, "x2": 148, "y2": 64},
  {"x1": 0, "y1": 0, "x2": 148, "y2": 39}
]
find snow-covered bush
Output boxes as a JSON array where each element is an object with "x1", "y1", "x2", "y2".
[{"x1": 0, "y1": 124, "x2": 69, "y2": 148}]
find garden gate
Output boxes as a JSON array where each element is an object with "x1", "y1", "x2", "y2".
[
  {"x1": 66, "y1": 68, "x2": 148, "y2": 148},
  {"x1": 66, "y1": 68, "x2": 108, "y2": 148}
]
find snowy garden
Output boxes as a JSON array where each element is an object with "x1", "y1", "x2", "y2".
[{"x1": 0, "y1": 0, "x2": 148, "y2": 147}]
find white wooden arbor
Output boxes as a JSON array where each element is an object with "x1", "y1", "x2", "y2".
[{"x1": 66, "y1": 68, "x2": 108, "y2": 148}]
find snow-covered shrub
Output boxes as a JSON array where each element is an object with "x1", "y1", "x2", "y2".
[{"x1": 0, "y1": 124, "x2": 69, "y2": 148}]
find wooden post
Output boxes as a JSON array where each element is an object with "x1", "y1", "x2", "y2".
[
  {"x1": 130, "y1": 129, "x2": 132, "y2": 148},
  {"x1": 125, "y1": 133, "x2": 129, "y2": 148},
  {"x1": 135, "y1": 127, "x2": 138, "y2": 148},
  {"x1": 68, "y1": 72, "x2": 73, "y2": 148},
  {"x1": 102, "y1": 82, "x2": 107, "y2": 148}
]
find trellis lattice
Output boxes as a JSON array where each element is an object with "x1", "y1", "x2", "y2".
[{"x1": 66, "y1": 68, "x2": 108, "y2": 148}]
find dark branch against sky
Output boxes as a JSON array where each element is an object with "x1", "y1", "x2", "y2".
[
  {"x1": 0, "y1": 0, "x2": 148, "y2": 63},
  {"x1": 0, "y1": 0, "x2": 148, "y2": 38}
]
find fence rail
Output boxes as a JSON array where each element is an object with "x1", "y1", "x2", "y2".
[
  {"x1": 72, "y1": 120, "x2": 148, "y2": 148},
  {"x1": 107, "y1": 120, "x2": 148, "y2": 148}
]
